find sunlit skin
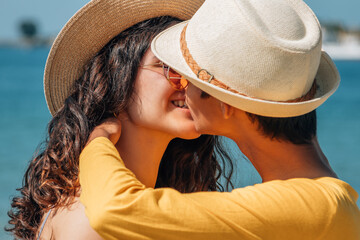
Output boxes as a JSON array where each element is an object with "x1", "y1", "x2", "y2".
[
  {"x1": 40, "y1": 50, "x2": 199, "y2": 240},
  {"x1": 43, "y1": 72, "x2": 337, "y2": 239},
  {"x1": 116, "y1": 49, "x2": 199, "y2": 187},
  {"x1": 185, "y1": 82, "x2": 337, "y2": 182},
  {"x1": 55, "y1": 79, "x2": 338, "y2": 240}
]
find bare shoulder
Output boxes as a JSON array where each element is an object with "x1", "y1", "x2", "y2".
[
  {"x1": 37, "y1": 210, "x2": 54, "y2": 240},
  {"x1": 42, "y1": 198, "x2": 103, "y2": 240}
]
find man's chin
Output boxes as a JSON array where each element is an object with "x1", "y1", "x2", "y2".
[
  {"x1": 194, "y1": 123, "x2": 209, "y2": 135},
  {"x1": 188, "y1": 109, "x2": 211, "y2": 134}
]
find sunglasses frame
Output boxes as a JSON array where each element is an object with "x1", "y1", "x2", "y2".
[{"x1": 140, "y1": 61, "x2": 189, "y2": 91}]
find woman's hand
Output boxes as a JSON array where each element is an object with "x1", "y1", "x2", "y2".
[{"x1": 87, "y1": 117, "x2": 122, "y2": 146}]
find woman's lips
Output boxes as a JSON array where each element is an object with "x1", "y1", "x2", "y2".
[{"x1": 171, "y1": 100, "x2": 188, "y2": 109}]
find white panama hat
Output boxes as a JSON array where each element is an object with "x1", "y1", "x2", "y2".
[{"x1": 152, "y1": 0, "x2": 340, "y2": 117}]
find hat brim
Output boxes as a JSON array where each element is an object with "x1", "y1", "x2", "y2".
[
  {"x1": 44, "y1": 0, "x2": 205, "y2": 116},
  {"x1": 152, "y1": 21, "x2": 340, "y2": 117}
]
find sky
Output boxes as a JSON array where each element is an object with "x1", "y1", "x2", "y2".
[{"x1": 0, "y1": 0, "x2": 360, "y2": 40}]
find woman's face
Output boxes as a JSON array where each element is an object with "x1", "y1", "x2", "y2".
[{"x1": 126, "y1": 49, "x2": 200, "y2": 140}]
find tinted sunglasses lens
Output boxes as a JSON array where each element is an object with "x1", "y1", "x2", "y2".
[
  {"x1": 179, "y1": 77, "x2": 189, "y2": 89},
  {"x1": 165, "y1": 67, "x2": 188, "y2": 90},
  {"x1": 169, "y1": 77, "x2": 188, "y2": 90}
]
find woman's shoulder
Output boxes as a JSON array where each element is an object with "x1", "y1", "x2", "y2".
[{"x1": 41, "y1": 198, "x2": 103, "y2": 240}]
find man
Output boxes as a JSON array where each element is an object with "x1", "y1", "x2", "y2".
[{"x1": 79, "y1": 0, "x2": 360, "y2": 239}]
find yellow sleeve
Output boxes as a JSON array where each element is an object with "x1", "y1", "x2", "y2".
[{"x1": 79, "y1": 137, "x2": 360, "y2": 240}]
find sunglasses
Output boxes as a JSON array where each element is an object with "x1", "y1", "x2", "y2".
[{"x1": 140, "y1": 61, "x2": 189, "y2": 91}]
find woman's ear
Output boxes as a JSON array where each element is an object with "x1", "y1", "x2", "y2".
[{"x1": 220, "y1": 102, "x2": 234, "y2": 119}]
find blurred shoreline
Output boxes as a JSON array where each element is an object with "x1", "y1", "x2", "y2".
[
  {"x1": 0, "y1": 36, "x2": 54, "y2": 49},
  {"x1": 321, "y1": 23, "x2": 360, "y2": 60},
  {"x1": 1, "y1": 22, "x2": 360, "y2": 60}
]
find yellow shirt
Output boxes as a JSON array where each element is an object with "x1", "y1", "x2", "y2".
[{"x1": 79, "y1": 137, "x2": 360, "y2": 240}]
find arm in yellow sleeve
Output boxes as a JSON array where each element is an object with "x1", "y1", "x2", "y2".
[
  {"x1": 79, "y1": 137, "x2": 245, "y2": 240},
  {"x1": 79, "y1": 137, "x2": 360, "y2": 240}
]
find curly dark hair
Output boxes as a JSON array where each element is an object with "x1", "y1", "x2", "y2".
[{"x1": 6, "y1": 16, "x2": 233, "y2": 240}]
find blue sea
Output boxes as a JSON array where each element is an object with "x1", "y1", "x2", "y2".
[{"x1": 0, "y1": 47, "x2": 359, "y2": 239}]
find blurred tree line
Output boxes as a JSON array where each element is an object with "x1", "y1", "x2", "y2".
[
  {"x1": 19, "y1": 20, "x2": 38, "y2": 39},
  {"x1": 321, "y1": 21, "x2": 360, "y2": 43},
  {"x1": 17, "y1": 19, "x2": 52, "y2": 46}
]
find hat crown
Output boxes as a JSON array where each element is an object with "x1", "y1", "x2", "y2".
[{"x1": 186, "y1": 0, "x2": 322, "y2": 101}]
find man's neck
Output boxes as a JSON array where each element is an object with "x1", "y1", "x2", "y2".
[
  {"x1": 233, "y1": 135, "x2": 337, "y2": 182},
  {"x1": 115, "y1": 119, "x2": 173, "y2": 188}
]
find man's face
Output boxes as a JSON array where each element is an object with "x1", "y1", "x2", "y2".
[{"x1": 185, "y1": 83, "x2": 226, "y2": 135}]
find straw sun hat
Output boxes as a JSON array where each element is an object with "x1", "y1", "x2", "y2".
[
  {"x1": 44, "y1": 0, "x2": 205, "y2": 116},
  {"x1": 152, "y1": 0, "x2": 340, "y2": 117}
]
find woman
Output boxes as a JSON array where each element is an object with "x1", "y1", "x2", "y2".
[{"x1": 6, "y1": 1, "x2": 233, "y2": 239}]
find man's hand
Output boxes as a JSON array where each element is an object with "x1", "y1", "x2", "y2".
[{"x1": 87, "y1": 117, "x2": 122, "y2": 146}]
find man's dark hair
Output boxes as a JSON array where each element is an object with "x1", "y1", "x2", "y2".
[
  {"x1": 200, "y1": 89, "x2": 317, "y2": 144},
  {"x1": 201, "y1": 90, "x2": 316, "y2": 144},
  {"x1": 246, "y1": 111, "x2": 317, "y2": 144}
]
